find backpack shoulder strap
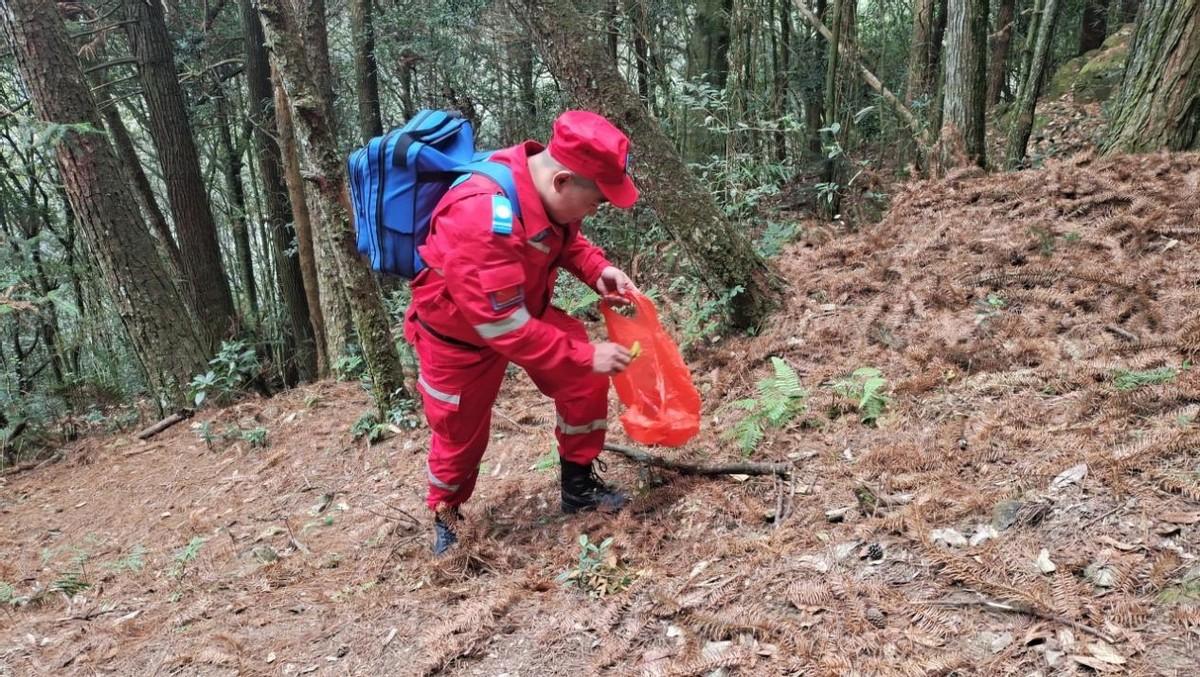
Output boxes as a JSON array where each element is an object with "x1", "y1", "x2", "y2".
[{"x1": 452, "y1": 161, "x2": 522, "y2": 221}]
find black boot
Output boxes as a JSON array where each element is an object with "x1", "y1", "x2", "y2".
[
  {"x1": 561, "y1": 459, "x2": 627, "y2": 514},
  {"x1": 432, "y1": 508, "x2": 460, "y2": 556}
]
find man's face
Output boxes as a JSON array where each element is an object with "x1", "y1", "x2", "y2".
[{"x1": 546, "y1": 172, "x2": 607, "y2": 224}]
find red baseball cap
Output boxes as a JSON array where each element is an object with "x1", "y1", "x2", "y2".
[{"x1": 547, "y1": 110, "x2": 639, "y2": 209}]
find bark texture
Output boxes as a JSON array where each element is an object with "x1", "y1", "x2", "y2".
[
  {"x1": 938, "y1": 0, "x2": 990, "y2": 168},
  {"x1": 516, "y1": 0, "x2": 781, "y2": 330},
  {"x1": 1102, "y1": 0, "x2": 1200, "y2": 153},
  {"x1": 2, "y1": 0, "x2": 208, "y2": 407},
  {"x1": 257, "y1": 0, "x2": 407, "y2": 410},
  {"x1": 123, "y1": 0, "x2": 236, "y2": 340}
]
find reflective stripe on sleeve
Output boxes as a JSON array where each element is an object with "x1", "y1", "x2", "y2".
[
  {"x1": 418, "y1": 375, "x2": 461, "y2": 406},
  {"x1": 556, "y1": 415, "x2": 609, "y2": 435},
  {"x1": 473, "y1": 306, "x2": 531, "y2": 339}
]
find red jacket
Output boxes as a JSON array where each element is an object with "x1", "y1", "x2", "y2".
[{"x1": 408, "y1": 141, "x2": 613, "y2": 374}]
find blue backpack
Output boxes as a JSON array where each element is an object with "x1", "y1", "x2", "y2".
[{"x1": 347, "y1": 109, "x2": 521, "y2": 278}]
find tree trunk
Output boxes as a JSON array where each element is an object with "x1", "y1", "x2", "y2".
[
  {"x1": 1078, "y1": 0, "x2": 1109, "y2": 54},
  {"x1": 239, "y1": 0, "x2": 317, "y2": 382},
  {"x1": 515, "y1": 0, "x2": 780, "y2": 330},
  {"x1": 273, "y1": 66, "x2": 331, "y2": 377},
  {"x1": 97, "y1": 101, "x2": 183, "y2": 277},
  {"x1": 938, "y1": 0, "x2": 990, "y2": 169},
  {"x1": 907, "y1": 0, "x2": 939, "y2": 107},
  {"x1": 628, "y1": 0, "x2": 651, "y2": 106},
  {"x1": 1005, "y1": 0, "x2": 1062, "y2": 167},
  {"x1": 1102, "y1": 0, "x2": 1199, "y2": 153},
  {"x1": 2, "y1": 0, "x2": 207, "y2": 408},
  {"x1": 987, "y1": 0, "x2": 1016, "y2": 105},
  {"x1": 929, "y1": 0, "x2": 949, "y2": 135},
  {"x1": 350, "y1": 0, "x2": 383, "y2": 142},
  {"x1": 771, "y1": 0, "x2": 792, "y2": 162},
  {"x1": 805, "y1": 0, "x2": 827, "y2": 155},
  {"x1": 123, "y1": 0, "x2": 236, "y2": 342},
  {"x1": 214, "y1": 89, "x2": 260, "y2": 321},
  {"x1": 1121, "y1": 0, "x2": 1140, "y2": 22},
  {"x1": 606, "y1": 0, "x2": 620, "y2": 66},
  {"x1": 257, "y1": 0, "x2": 408, "y2": 412}
]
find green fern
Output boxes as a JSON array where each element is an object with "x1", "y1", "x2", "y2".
[
  {"x1": 725, "y1": 357, "x2": 807, "y2": 455},
  {"x1": 1112, "y1": 366, "x2": 1180, "y2": 391},
  {"x1": 831, "y1": 367, "x2": 890, "y2": 425}
]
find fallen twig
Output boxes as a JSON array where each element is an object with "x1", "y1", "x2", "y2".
[
  {"x1": 135, "y1": 411, "x2": 192, "y2": 440},
  {"x1": 603, "y1": 443, "x2": 791, "y2": 478},
  {"x1": 928, "y1": 596, "x2": 1115, "y2": 644}
]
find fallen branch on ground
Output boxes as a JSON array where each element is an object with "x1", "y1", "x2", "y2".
[
  {"x1": 135, "y1": 410, "x2": 192, "y2": 440},
  {"x1": 929, "y1": 595, "x2": 1115, "y2": 644},
  {"x1": 603, "y1": 443, "x2": 791, "y2": 478}
]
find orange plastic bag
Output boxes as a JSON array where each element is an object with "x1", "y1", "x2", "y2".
[{"x1": 601, "y1": 292, "x2": 701, "y2": 447}]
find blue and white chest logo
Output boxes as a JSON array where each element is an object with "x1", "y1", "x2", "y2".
[{"x1": 491, "y1": 195, "x2": 514, "y2": 236}]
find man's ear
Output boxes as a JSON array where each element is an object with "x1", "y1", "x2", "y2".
[{"x1": 551, "y1": 171, "x2": 573, "y2": 193}]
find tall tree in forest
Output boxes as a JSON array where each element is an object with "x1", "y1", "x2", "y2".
[
  {"x1": 987, "y1": 0, "x2": 1016, "y2": 105},
  {"x1": 257, "y1": 0, "x2": 408, "y2": 412},
  {"x1": 515, "y1": 0, "x2": 780, "y2": 330},
  {"x1": 351, "y1": 0, "x2": 383, "y2": 141},
  {"x1": 1078, "y1": 0, "x2": 1109, "y2": 54},
  {"x1": 938, "y1": 0, "x2": 989, "y2": 168},
  {"x1": 238, "y1": 0, "x2": 317, "y2": 381},
  {"x1": 1102, "y1": 0, "x2": 1199, "y2": 153},
  {"x1": 122, "y1": 0, "x2": 236, "y2": 342},
  {"x1": 273, "y1": 69, "x2": 333, "y2": 376},
  {"x1": 1005, "y1": 0, "x2": 1061, "y2": 167},
  {"x1": 213, "y1": 88, "x2": 260, "y2": 321},
  {"x1": 2, "y1": 0, "x2": 207, "y2": 407}
]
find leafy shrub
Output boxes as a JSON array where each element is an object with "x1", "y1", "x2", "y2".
[
  {"x1": 558, "y1": 534, "x2": 632, "y2": 598},
  {"x1": 188, "y1": 340, "x2": 260, "y2": 407}
]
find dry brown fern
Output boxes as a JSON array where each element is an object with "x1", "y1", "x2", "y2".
[
  {"x1": 784, "y1": 579, "x2": 833, "y2": 610},
  {"x1": 683, "y1": 603, "x2": 784, "y2": 640}
]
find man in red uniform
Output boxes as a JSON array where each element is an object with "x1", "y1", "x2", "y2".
[{"x1": 404, "y1": 110, "x2": 640, "y2": 554}]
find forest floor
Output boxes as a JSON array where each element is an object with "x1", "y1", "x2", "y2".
[{"x1": 5, "y1": 141, "x2": 1200, "y2": 675}]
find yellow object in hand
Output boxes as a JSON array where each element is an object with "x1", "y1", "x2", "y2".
[{"x1": 629, "y1": 340, "x2": 642, "y2": 359}]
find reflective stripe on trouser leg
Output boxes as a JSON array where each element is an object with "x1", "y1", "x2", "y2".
[
  {"x1": 411, "y1": 329, "x2": 507, "y2": 510},
  {"x1": 523, "y1": 308, "x2": 611, "y2": 465}
]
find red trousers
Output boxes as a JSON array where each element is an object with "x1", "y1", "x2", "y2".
[{"x1": 406, "y1": 307, "x2": 609, "y2": 510}]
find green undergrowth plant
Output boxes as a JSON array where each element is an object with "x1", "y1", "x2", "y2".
[
  {"x1": 170, "y1": 537, "x2": 206, "y2": 580},
  {"x1": 725, "y1": 357, "x2": 807, "y2": 455},
  {"x1": 351, "y1": 395, "x2": 421, "y2": 444},
  {"x1": 558, "y1": 534, "x2": 632, "y2": 598},
  {"x1": 188, "y1": 339, "x2": 261, "y2": 407},
  {"x1": 831, "y1": 367, "x2": 890, "y2": 426},
  {"x1": 1112, "y1": 364, "x2": 1187, "y2": 391}
]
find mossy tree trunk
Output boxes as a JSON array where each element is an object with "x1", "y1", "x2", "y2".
[
  {"x1": 1101, "y1": 0, "x2": 1199, "y2": 154},
  {"x1": 514, "y1": 0, "x2": 780, "y2": 331},
  {"x1": 258, "y1": 0, "x2": 408, "y2": 412}
]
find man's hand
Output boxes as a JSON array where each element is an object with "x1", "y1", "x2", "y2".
[
  {"x1": 596, "y1": 266, "x2": 638, "y2": 301},
  {"x1": 592, "y1": 341, "x2": 632, "y2": 375}
]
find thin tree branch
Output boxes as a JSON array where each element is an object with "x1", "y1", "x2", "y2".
[
  {"x1": 791, "y1": 0, "x2": 932, "y2": 153},
  {"x1": 603, "y1": 443, "x2": 792, "y2": 477}
]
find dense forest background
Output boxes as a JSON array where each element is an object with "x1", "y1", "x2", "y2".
[{"x1": 0, "y1": 0, "x2": 1196, "y2": 459}]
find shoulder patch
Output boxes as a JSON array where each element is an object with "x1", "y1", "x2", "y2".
[{"x1": 491, "y1": 195, "x2": 514, "y2": 236}]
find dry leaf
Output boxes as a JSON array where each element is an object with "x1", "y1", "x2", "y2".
[
  {"x1": 1036, "y1": 548, "x2": 1057, "y2": 574},
  {"x1": 1160, "y1": 511, "x2": 1200, "y2": 524},
  {"x1": 1051, "y1": 463, "x2": 1088, "y2": 490},
  {"x1": 1087, "y1": 641, "x2": 1126, "y2": 665},
  {"x1": 1071, "y1": 654, "x2": 1122, "y2": 672},
  {"x1": 1097, "y1": 536, "x2": 1139, "y2": 551}
]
